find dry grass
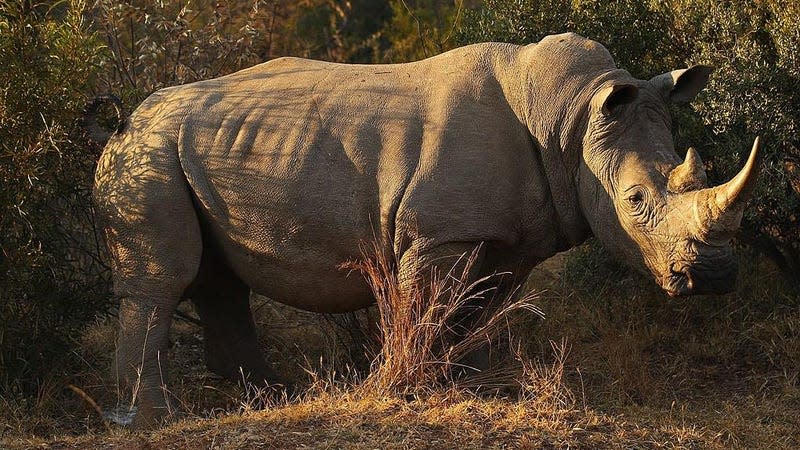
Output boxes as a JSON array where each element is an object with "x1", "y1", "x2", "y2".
[
  {"x1": 2, "y1": 242, "x2": 799, "y2": 449},
  {"x1": 344, "y1": 241, "x2": 543, "y2": 393},
  {"x1": 4, "y1": 384, "x2": 741, "y2": 449}
]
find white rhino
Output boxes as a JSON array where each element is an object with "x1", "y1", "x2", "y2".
[{"x1": 94, "y1": 32, "x2": 759, "y2": 427}]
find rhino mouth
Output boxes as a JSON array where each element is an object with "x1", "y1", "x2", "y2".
[{"x1": 660, "y1": 257, "x2": 737, "y2": 297}]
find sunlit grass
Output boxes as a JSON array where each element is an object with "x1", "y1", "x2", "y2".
[{"x1": 343, "y1": 240, "x2": 543, "y2": 394}]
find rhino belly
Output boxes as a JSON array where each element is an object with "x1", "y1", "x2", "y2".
[
  {"x1": 184, "y1": 148, "x2": 383, "y2": 313},
  {"x1": 195, "y1": 188, "x2": 379, "y2": 312},
  {"x1": 224, "y1": 233, "x2": 375, "y2": 313}
]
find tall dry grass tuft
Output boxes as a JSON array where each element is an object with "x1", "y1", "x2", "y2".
[
  {"x1": 344, "y1": 240, "x2": 544, "y2": 394},
  {"x1": 516, "y1": 338, "x2": 576, "y2": 421}
]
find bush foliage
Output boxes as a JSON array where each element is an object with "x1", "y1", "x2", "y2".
[{"x1": 0, "y1": 0, "x2": 110, "y2": 393}]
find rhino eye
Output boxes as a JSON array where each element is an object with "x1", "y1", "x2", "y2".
[
  {"x1": 627, "y1": 191, "x2": 644, "y2": 206},
  {"x1": 624, "y1": 188, "x2": 648, "y2": 215}
]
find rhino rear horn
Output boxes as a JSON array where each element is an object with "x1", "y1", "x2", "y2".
[
  {"x1": 650, "y1": 65, "x2": 714, "y2": 103},
  {"x1": 668, "y1": 147, "x2": 708, "y2": 193}
]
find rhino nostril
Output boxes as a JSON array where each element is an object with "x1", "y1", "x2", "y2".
[
  {"x1": 669, "y1": 264, "x2": 694, "y2": 292},
  {"x1": 684, "y1": 270, "x2": 694, "y2": 291}
]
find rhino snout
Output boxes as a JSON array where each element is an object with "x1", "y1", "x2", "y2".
[
  {"x1": 663, "y1": 263, "x2": 694, "y2": 297},
  {"x1": 661, "y1": 257, "x2": 737, "y2": 297}
]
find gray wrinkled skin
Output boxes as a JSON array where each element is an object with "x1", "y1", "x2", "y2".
[{"x1": 94, "y1": 33, "x2": 758, "y2": 427}]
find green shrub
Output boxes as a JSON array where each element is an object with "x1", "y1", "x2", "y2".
[
  {"x1": 379, "y1": 0, "x2": 464, "y2": 63},
  {"x1": 92, "y1": 0, "x2": 280, "y2": 105},
  {"x1": 0, "y1": 0, "x2": 111, "y2": 393},
  {"x1": 279, "y1": 0, "x2": 393, "y2": 63}
]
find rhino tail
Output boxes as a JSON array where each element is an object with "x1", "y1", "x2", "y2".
[{"x1": 83, "y1": 94, "x2": 126, "y2": 146}]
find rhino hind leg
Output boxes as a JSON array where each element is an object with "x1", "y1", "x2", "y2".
[
  {"x1": 95, "y1": 136, "x2": 204, "y2": 428},
  {"x1": 187, "y1": 253, "x2": 278, "y2": 385}
]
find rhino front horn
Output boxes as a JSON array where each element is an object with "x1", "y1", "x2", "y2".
[
  {"x1": 699, "y1": 137, "x2": 762, "y2": 242},
  {"x1": 714, "y1": 136, "x2": 762, "y2": 210}
]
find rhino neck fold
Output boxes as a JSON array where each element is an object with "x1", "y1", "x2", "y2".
[{"x1": 493, "y1": 44, "x2": 596, "y2": 248}]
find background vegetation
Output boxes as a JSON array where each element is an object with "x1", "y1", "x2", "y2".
[{"x1": 1, "y1": 0, "x2": 797, "y2": 447}]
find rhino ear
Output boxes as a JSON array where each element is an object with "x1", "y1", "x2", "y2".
[
  {"x1": 598, "y1": 83, "x2": 639, "y2": 115},
  {"x1": 649, "y1": 65, "x2": 714, "y2": 103}
]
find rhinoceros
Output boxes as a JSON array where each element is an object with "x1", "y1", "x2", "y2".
[{"x1": 93, "y1": 32, "x2": 760, "y2": 427}]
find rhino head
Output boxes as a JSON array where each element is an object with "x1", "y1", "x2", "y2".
[{"x1": 577, "y1": 66, "x2": 760, "y2": 296}]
